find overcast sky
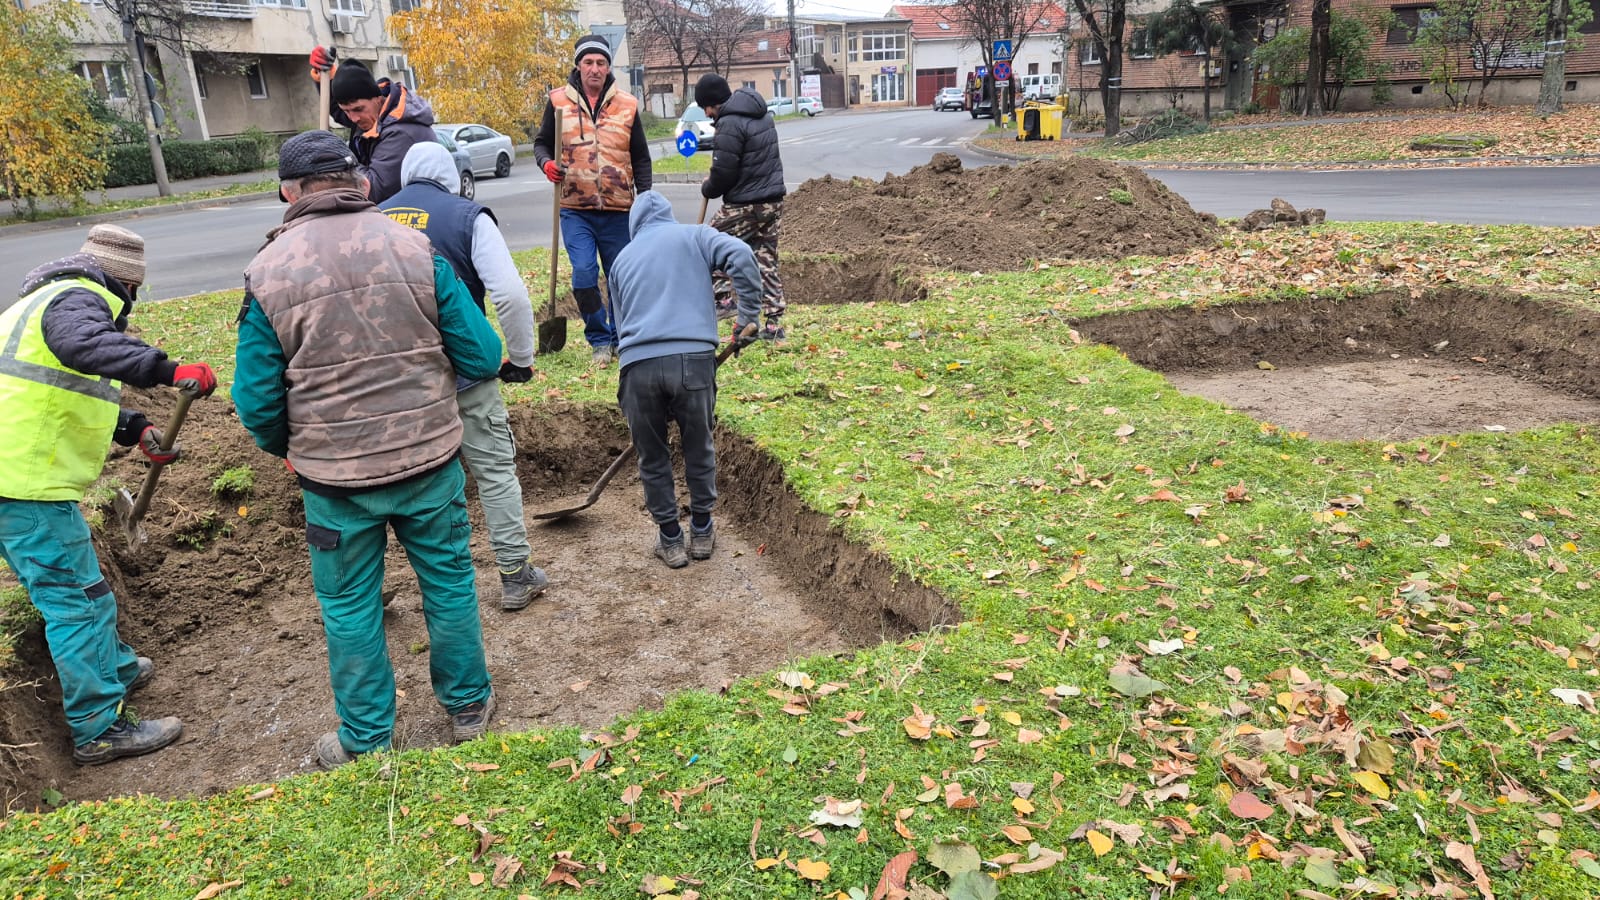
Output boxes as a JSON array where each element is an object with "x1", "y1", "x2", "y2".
[{"x1": 790, "y1": 0, "x2": 896, "y2": 19}]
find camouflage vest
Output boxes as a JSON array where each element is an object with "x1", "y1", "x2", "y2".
[
  {"x1": 550, "y1": 84, "x2": 639, "y2": 213},
  {"x1": 242, "y1": 191, "x2": 462, "y2": 489}
]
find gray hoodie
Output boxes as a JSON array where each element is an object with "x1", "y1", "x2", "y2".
[
  {"x1": 394, "y1": 142, "x2": 536, "y2": 367},
  {"x1": 608, "y1": 191, "x2": 761, "y2": 369}
]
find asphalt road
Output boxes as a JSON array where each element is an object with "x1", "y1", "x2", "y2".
[{"x1": 2, "y1": 109, "x2": 1597, "y2": 302}]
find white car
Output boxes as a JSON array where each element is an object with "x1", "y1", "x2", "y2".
[
  {"x1": 675, "y1": 103, "x2": 716, "y2": 144},
  {"x1": 767, "y1": 96, "x2": 823, "y2": 117},
  {"x1": 434, "y1": 123, "x2": 516, "y2": 178}
]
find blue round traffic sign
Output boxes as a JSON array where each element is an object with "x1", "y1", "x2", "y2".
[
  {"x1": 676, "y1": 131, "x2": 699, "y2": 157},
  {"x1": 993, "y1": 61, "x2": 1012, "y2": 82}
]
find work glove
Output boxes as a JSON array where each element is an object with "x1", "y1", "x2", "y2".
[
  {"x1": 172, "y1": 362, "x2": 217, "y2": 398},
  {"x1": 309, "y1": 45, "x2": 337, "y2": 82},
  {"x1": 542, "y1": 160, "x2": 566, "y2": 183},
  {"x1": 499, "y1": 360, "x2": 534, "y2": 383},
  {"x1": 730, "y1": 321, "x2": 759, "y2": 354},
  {"x1": 138, "y1": 426, "x2": 180, "y2": 465}
]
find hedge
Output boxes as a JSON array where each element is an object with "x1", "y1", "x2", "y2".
[{"x1": 103, "y1": 134, "x2": 281, "y2": 188}]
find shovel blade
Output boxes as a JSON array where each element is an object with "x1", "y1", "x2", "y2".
[
  {"x1": 529, "y1": 499, "x2": 592, "y2": 521},
  {"x1": 537, "y1": 316, "x2": 568, "y2": 355},
  {"x1": 112, "y1": 488, "x2": 148, "y2": 547}
]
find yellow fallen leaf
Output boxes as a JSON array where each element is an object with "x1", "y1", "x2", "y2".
[
  {"x1": 1001, "y1": 824, "x2": 1032, "y2": 844},
  {"x1": 1086, "y1": 829, "x2": 1114, "y2": 857},
  {"x1": 1353, "y1": 770, "x2": 1391, "y2": 800},
  {"x1": 1001, "y1": 711, "x2": 1023, "y2": 726},
  {"x1": 1012, "y1": 797, "x2": 1035, "y2": 815},
  {"x1": 468, "y1": 872, "x2": 485, "y2": 886},
  {"x1": 753, "y1": 858, "x2": 781, "y2": 871},
  {"x1": 193, "y1": 882, "x2": 244, "y2": 900},
  {"x1": 796, "y1": 858, "x2": 831, "y2": 881}
]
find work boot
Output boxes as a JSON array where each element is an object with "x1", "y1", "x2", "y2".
[
  {"x1": 590, "y1": 345, "x2": 617, "y2": 367},
  {"x1": 499, "y1": 560, "x2": 549, "y2": 611},
  {"x1": 314, "y1": 732, "x2": 360, "y2": 770},
  {"x1": 127, "y1": 656, "x2": 154, "y2": 694},
  {"x1": 73, "y1": 707, "x2": 183, "y2": 765},
  {"x1": 760, "y1": 322, "x2": 787, "y2": 342},
  {"x1": 715, "y1": 297, "x2": 737, "y2": 320},
  {"x1": 451, "y1": 689, "x2": 497, "y2": 744},
  {"x1": 655, "y1": 534, "x2": 689, "y2": 569},
  {"x1": 688, "y1": 522, "x2": 716, "y2": 560}
]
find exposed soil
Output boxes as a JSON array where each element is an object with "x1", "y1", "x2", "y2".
[
  {"x1": 0, "y1": 391, "x2": 956, "y2": 809},
  {"x1": 783, "y1": 153, "x2": 1218, "y2": 270},
  {"x1": 1076, "y1": 288, "x2": 1600, "y2": 440}
]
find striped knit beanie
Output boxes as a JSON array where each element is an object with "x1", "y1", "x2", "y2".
[{"x1": 79, "y1": 224, "x2": 145, "y2": 287}]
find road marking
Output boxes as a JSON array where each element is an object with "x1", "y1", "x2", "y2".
[
  {"x1": 898, "y1": 138, "x2": 922, "y2": 146},
  {"x1": 922, "y1": 138, "x2": 945, "y2": 146}
]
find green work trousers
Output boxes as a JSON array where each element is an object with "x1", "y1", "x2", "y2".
[{"x1": 301, "y1": 460, "x2": 491, "y2": 754}]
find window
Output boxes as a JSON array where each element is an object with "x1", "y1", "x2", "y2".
[
  {"x1": 256, "y1": 0, "x2": 307, "y2": 7},
  {"x1": 831, "y1": 34, "x2": 840, "y2": 54},
  {"x1": 246, "y1": 62, "x2": 268, "y2": 98},
  {"x1": 938, "y1": 22, "x2": 950, "y2": 30},
  {"x1": 195, "y1": 67, "x2": 208, "y2": 100},
  {"x1": 870, "y1": 71, "x2": 904, "y2": 101},
  {"x1": 391, "y1": 0, "x2": 417, "y2": 10},
  {"x1": 742, "y1": 80, "x2": 756, "y2": 89},
  {"x1": 1079, "y1": 39, "x2": 1101, "y2": 65},
  {"x1": 1129, "y1": 26, "x2": 1155, "y2": 58},
  {"x1": 77, "y1": 61, "x2": 129, "y2": 100},
  {"x1": 1581, "y1": 0, "x2": 1600, "y2": 33},
  {"x1": 850, "y1": 28, "x2": 905, "y2": 62},
  {"x1": 1027, "y1": 62, "x2": 1038, "y2": 74},
  {"x1": 1388, "y1": 6, "x2": 1437, "y2": 44},
  {"x1": 329, "y1": 0, "x2": 365, "y2": 12}
]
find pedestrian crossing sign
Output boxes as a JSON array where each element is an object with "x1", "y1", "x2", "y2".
[{"x1": 992, "y1": 40, "x2": 1013, "y2": 62}]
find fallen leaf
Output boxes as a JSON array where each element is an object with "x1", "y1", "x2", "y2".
[
  {"x1": 1108, "y1": 664, "x2": 1168, "y2": 698},
  {"x1": 1000, "y1": 824, "x2": 1032, "y2": 844},
  {"x1": 1086, "y1": 829, "x2": 1114, "y2": 857},
  {"x1": 1228, "y1": 792, "x2": 1275, "y2": 821},
  {"x1": 795, "y1": 858, "x2": 830, "y2": 881},
  {"x1": 1009, "y1": 847, "x2": 1063, "y2": 874},
  {"x1": 490, "y1": 855, "x2": 523, "y2": 888},
  {"x1": 1017, "y1": 728, "x2": 1044, "y2": 744},
  {"x1": 639, "y1": 874, "x2": 677, "y2": 895},
  {"x1": 1446, "y1": 840, "x2": 1496, "y2": 899},
  {"x1": 1147, "y1": 638, "x2": 1185, "y2": 656},
  {"x1": 753, "y1": 858, "x2": 781, "y2": 871},
  {"x1": 1551, "y1": 688, "x2": 1596, "y2": 712},
  {"x1": 466, "y1": 762, "x2": 499, "y2": 772},
  {"x1": 1353, "y1": 770, "x2": 1392, "y2": 800},
  {"x1": 467, "y1": 872, "x2": 485, "y2": 886},
  {"x1": 928, "y1": 840, "x2": 980, "y2": 877},
  {"x1": 872, "y1": 850, "x2": 917, "y2": 900},
  {"x1": 193, "y1": 882, "x2": 245, "y2": 900},
  {"x1": 902, "y1": 706, "x2": 935, "y2": 740}
]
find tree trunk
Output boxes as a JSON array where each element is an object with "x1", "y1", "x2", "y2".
[
  {"x1": 681, "y1": 64, "x2": 691, "y2": 108},
  {"x1": 1104, "y1": 6, "x2": 1127, "y2": 136},
  {"x1": 1201, "y1": 46, "x2": 1212, "y2": 122},
  {"x1": 1536, "y1": 0, "x2": 1570, "y2": 114},
  {"x1": 1304, "y1": 0, "x2": 1330, "y2": 116},
  {"x1": 124, "y1": 25, "x2": 170, "y2": 196}
]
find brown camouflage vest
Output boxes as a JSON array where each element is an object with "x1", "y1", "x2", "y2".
[
  {"x1": 550, "y1": 84, "x2": 639, "y2": 212},
  {"x1": 243, "y1": 189, "x2": 462, "y2": 489}
]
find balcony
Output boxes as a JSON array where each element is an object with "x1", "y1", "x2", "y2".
[{"x1": 185, "y1": 0, "x2": 254, "y2": 18}]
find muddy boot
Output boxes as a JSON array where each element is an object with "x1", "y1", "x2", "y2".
[
  {"x1": 715, "y1": 297, "x2": 737, "y2": 320},
  {"x1": 760, "y1": 322, "x2": 786, "y2": 342},
  {"x1": 590, "y1": 345, "x2": 617, "y2": 367},
  {"x1": 688, "y1": 521, "x2": 715, "y2": 561},
  {"x1": 655, "y1": 534, "x2": 689, "y2": 569},
  {"x1": 499, "y1": 560, "x2": 549, "y2": 611},
  {"x1": 73, "y1": 708, "x2": 183, "y2": 765},
  {"x1": 314, "y1": 732, "x2": 360, "y2": 770},
  {"x1": 451, "y1": 689, "x2": 497, "y2": 744},
  {"x1": 127, "y1": 657, "x2": 154, "y2": 694}
]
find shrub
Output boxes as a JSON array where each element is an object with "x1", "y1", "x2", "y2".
[
  {"x1": 1114, "y1": 109, "x2": 1206, "y2": 145},
  {"x1": 102, "y1": 135, "x2": 277, "y2": 188}
]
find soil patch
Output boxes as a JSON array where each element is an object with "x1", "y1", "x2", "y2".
[
  {"x1": 1076, "y1": 287, "x2": 1600, "y2": 439},
  {"x1": 783, "y1": 153, "x2": 1218, "y2": 271},
  {"x1": 0, "y1": 394, "x2": 956, "y2": 809}
]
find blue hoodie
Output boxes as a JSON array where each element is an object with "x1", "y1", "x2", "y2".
[{"x1": 609, "y1": 191, "x2": 762, "y2": 369}]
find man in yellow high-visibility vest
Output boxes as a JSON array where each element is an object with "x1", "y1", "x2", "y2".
[{"x1": 0, "y1": 225, "x2": 217, "y2": 766}]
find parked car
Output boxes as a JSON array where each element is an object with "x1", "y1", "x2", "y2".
[
  {"x1": 432, "y1": 130, "x2": 477, "y2": 200},
  {"x1": 934, "y1": 87, "x2": 966, "y2": 111},
  {"x1": 1019, "y1": 73, "x2": 1063, "y2": 102},
  {"x1": 434, "y1": 123, "x2": 515, "y2": 178},
  {"x1": 675, "y1": 103, "x2": 716, "y2": 144},
  {"x1": 767, "y1": 96, "x2": 823, "y2": 116}
]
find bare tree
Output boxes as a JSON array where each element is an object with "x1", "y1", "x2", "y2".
[
  {"x1": 1534, "y1": 0, "x2": 1594, "y2": 113},
  {"x1": 695, "y1": 0, "x2": 766, "y2": 78},
  {"x1": 626, "y1": 0, "x2": 707, "y2": 105},
  {"x1": 1304, "y1": 0, "x2": 1330, "y2": 114},
  {"x1": 932, "y1": 0, "x2": 1053, "y2": 123},
  {"x1": 1068, "y1": 0, "x2": 1128, "y2": 136}
]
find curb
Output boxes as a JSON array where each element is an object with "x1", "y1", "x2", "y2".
[
  {"x1": 964, "y1": 138, "x2": 1600, "y2": 171},
  {"x1": 2, "y1": 190, "x2": 278, "y2": 237}
]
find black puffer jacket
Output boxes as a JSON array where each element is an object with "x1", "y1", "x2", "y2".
[{"x1": 702, "y1": 88, "x2": 785, "y2": 205}]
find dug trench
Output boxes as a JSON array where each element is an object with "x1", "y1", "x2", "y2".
[
  {"x1": 1073, "y1": 287, "x2": 1600, "y2": 440},
  {"x1": 0, "y1": 392, "x2": 958, "y2": 809}
]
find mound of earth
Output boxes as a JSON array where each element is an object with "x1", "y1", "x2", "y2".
[{"x1": 784, "y1": 153, "x2": 1218, "y2": 270}]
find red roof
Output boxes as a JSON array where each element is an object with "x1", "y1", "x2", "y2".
[{"x1": 888, "y1": 2, "x2": 1068, "y2": 40}]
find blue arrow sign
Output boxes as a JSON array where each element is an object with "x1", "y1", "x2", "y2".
[
  {"x1": 676, "y1": 131, "x2": 699, "y2": 157},
  {"x1": 992, "y1": 39, "x2": 1013, "y2": 62}
]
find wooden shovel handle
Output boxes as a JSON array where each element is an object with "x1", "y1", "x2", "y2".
[
  {"x1": 127, "y1": 388, "x2": 197, "y2": 525},
  {"x1": 547, "y1": 107, "x2": 563, "y2": 315}
]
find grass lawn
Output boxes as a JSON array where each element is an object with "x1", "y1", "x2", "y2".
[
  {"x1": 0, "y1": 180, "x2": 277, "y2": 228},
  {"x1": 977, "y1": 104, "x2": 1600, "y2": 164},
  {"x1": 652, "y1": 152, "x2": 713, "y2": 176},
  {"x1": 1, "y1": 224, "x2": 1598, "y2": 898}
]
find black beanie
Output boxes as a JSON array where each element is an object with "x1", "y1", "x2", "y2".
[
  {"x1": 695, "y1": 73, "x2": 732, "y2": 109},
  {"x1": 331, "y1": 59, "x2": 382, "y2": 106},
  {"x1": 574, "y1": 34, "x2": 612, "y2": 65}
]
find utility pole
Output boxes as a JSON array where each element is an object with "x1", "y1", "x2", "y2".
[
  {"x1": 787, "y1": 0, "x2": 800, "y2": 99},
  {"x1": 122, "y1": 15, "x2": 171, "y2": 196}
]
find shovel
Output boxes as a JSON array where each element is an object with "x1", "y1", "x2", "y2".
[
  {"x1": 113, "y1": 388, "x2": 197, "y2": 547},
  {"x1": 531, "y1": 322, "x2": 757, "y2": 521},
  {"x1": 536, "y1": 107, "x2": 568, "y2": 355}
]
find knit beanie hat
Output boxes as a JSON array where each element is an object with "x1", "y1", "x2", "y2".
[
  {"x1": 278, "y1": 129, "x2": 358, "y2": 179},
  {"x1": 574, "y1": 34, "x2": 612, "y2": 65},
  {"x1": 331, "y1": 59, "x2": 382, "y2": 106},
  {"x1": 694, "y1": 73, "x2": 732, "y2": 109},
  {"x1": 80, "y1": 224, "x2": 145, "y2": 287}
]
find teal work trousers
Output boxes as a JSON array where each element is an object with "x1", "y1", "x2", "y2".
[
  {"x1": 301, "y1": 460, "x2": 491, "y2": 754},
  {"x1": 0, "y1": 499, "x2": 140, "y2": 745}
]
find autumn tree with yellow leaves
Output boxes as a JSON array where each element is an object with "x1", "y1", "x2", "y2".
[
  {"x1": 392, "y1": 0, "x2": 577, "y2": 139},
  {"x1": 0, "y1": 0, "x2": 112, "y2": 217}
]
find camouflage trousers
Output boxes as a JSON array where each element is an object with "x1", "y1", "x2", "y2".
[{"x1": 710, "y1": 200, "x2": 785, "y2": 322}]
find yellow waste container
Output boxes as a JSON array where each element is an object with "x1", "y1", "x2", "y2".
[
  {"x1": 1037, "y1": 104, "x2": 1065, "y2": 140},
  {"x1": 1016, "y1": 104, "x2": 1064, "y2": 141}
]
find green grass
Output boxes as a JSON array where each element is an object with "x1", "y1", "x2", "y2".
[
  {"x1": 2, "y1": 227, "x2": 1598, "y2": 897},
  {"x1": 651, "y1": 153, "x2": 713, "y2": 176},
  {"x1": 0, "y1": 180, "x2": 276, "y2": 228}
]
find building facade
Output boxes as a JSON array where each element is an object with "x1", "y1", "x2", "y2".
[{"x1": 891, "y1": 3, "x2": 1070, "y2": 106}]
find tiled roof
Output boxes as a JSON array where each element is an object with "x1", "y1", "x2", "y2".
[{"x1": 888, "y1": 2, "x2": 1069, "y2": 40}]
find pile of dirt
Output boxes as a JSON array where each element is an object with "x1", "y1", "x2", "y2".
[{"x1": 783, "y1": 153, "x2": 1218, "y2": 270}]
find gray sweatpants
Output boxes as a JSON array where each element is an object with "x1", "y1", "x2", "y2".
[
  {"x1": 457, "y1": 380, "x2": 531, "y2": 569},
  {"x1": 617, "y1": 351, "x2": 718, "y2": 526}
]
